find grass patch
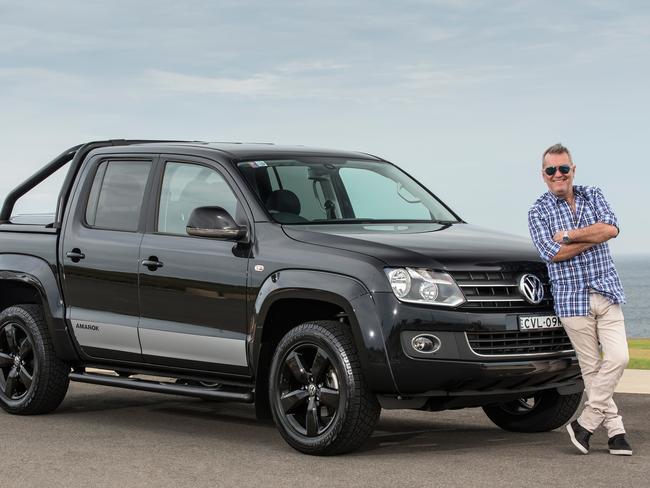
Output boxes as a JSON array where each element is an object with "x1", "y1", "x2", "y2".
[
  {"x1": 630, "y1": 348, "x2": 650, "y2": 360},
  {"x1": 628, "y1": 358, "x2": 650, "y2": 370},
  {"x1": 628, "y1": 338, "x2": 650, "y2": 350},
  {"x1": 628, "y1": 339, "x2": 650, "y2": 370}
]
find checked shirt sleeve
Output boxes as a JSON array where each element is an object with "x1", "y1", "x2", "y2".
[
  {"x1": 590, "y1": 187, "x2": 619, "y2": 233},
  {"x1": 528, "y1": 207, "x2": 561, "y2": 263}
]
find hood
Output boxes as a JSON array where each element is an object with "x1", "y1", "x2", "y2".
[{"x1": 282, "y1": 223, "x2": 544, "y2": 271}]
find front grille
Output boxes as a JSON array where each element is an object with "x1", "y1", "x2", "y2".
[
  {"x1": 466, "y1": 329, "x2": 573, "y2": 356},
  {"x1": 448, "y1": 270, "x2": 553, "y2": 311}
]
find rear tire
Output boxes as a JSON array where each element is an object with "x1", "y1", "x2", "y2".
[
  {"x1": 482, "y1": 389, "x2": 582, "y2": 432},
  {"x1": 269, "y1": 321, "x2": 380, "y2": 455},
  {"x1": 0, "y1": 305, "x2": 70, "y2": 415}
]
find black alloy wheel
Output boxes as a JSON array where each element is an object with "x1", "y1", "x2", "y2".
[
  {"x1": 269, "y1": 321, "x2": 380, "y2": 455},
  {"x1": 497, "y1": 394, "x2": 543, "y2": 416},
  {"x1": 277, "y1": 343, "x2": 341, "y2": 437},
  {"x1": 0, "y1": 322, "x2": 36, "y2": 401},
  {"x1": 0, "y1": 305, "x2": 70, "y2": 415},
  {"x1": 483, "y1": 389, "x2": 582, "y2": 432}
]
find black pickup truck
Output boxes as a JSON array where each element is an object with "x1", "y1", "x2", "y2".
[{"x1": 0, "y1": 140, "x2": 582, "y2": 455}]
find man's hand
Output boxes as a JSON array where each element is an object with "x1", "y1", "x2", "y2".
[{"x1": 553, "y1": 231, "x2": 564, "y2": 243}]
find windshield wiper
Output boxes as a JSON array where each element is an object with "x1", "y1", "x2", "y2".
[{"x1": 287, "y1": 218, "x2": 460, "y2": 225}]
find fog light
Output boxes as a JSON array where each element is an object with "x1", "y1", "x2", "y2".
[{"x1": 411, "y1": 335, "x2": 441, "y2": 353}]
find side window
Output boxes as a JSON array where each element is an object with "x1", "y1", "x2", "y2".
[
  {"x1": 85, "y1": 161, "x2": 151, "y2": 232},
  {"x1": 157, "y1": 162, "x2": 240, "y2": 235}
]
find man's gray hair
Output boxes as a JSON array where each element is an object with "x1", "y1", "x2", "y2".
[{"x1": 542, "y1": 143, "x2": 573, "y2": 166}]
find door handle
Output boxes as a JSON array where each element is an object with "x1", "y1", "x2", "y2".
[
  {"x1": 141, "y1": 257, "x2": 164, "y2": 271},
  {"x1": 66, "y1": 249, "x2": 85, "y2": 262}
]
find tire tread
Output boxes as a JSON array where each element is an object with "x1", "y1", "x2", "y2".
[
  {"x1": 0, "y1": 304, "x2": 70, "y2": 415},
  {"x1": 270, "y1": 320, "x2": 380, "y2": 455},
  {"x1": 483, "y1": 390, "x2": 582, "y2": 433}
]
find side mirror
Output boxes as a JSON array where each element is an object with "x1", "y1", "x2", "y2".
[{"x1": 186, "y1": 206, "x2": 248, "y2": 241}]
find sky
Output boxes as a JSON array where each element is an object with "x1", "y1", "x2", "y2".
[{"x1": 1, "y1": 0, "x2": 649, "y2": 254}]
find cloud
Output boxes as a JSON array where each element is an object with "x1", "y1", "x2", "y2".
[
  {"x1": 142, "y1": 61, "x2": 514, "y2": 104},
  {"x1": 0, "y1": 24, "x2": 108, "y2": 54},
  {"x1": 0, "y1": 67, "x2": 75, "y2": 80},
  {"x1": 402, "y1": 65, "x2": 507, "y2": 86},
  {"x1": 275, "y1": 61, "x2": 349, "y2": 73},
  {"x1": 144, "y1": 69, "x2": 286, "y2": 97},
  {"x1": 143, "y1": 61, "x2": 350, "y2": 98},
  {"x1": 0, "y1": 67, "x2": 85, "y2": 94},
  {"x1": 143, "y1": 64, "x2": 355, "y2": 100}
]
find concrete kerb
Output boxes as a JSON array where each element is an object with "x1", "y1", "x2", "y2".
[{"x1": 616, "y1": 369, "x2": 650, "y2": 394}]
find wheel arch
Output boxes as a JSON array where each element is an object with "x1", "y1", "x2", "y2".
[
  {"x1": 0, "y1": 254, "x2": 79, "y2": 361},
  {"x1": 250, "y1": 269, "x2": 397, "y2": 418}
]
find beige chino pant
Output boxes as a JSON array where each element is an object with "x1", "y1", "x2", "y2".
[{"x1": 560, "y1": 291, "x2": 629, "y2": 437}]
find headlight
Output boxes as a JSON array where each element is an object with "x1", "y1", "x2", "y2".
[{"x1": 385, "y1": 268, "x2": 466, "y2": 307}]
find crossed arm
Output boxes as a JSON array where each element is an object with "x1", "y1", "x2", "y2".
[
  {"x1": 549, "y1": 223, "x2": 618, "y2": 262},
  {"x1": 529, "y1": 188, "x2": 620, "y2": 264},
  {"x1": 549, "y1": 241, "x2": 595, "y2": 262},
  {"x1": 529, "y1": 211, "x2": 619, "y2": 264},
  {"x1": 552, "y1": 223, "x2": 619, "y2": 244}
]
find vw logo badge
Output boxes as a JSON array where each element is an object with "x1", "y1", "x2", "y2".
[{"x1": 518, "y1": 274, "x2": 545, "y2": 305}]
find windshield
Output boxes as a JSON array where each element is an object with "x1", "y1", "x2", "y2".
[{"x1": 237, "y1": 158, "x2": 460, "y2": 225}]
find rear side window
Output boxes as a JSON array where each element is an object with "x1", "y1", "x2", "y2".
[{"x1": 85, "y1": 161, "x2": 151, "y2": 232}]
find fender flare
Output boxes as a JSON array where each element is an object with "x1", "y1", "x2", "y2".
[
  {"x1": 0, "y1": 254, "x2": 79, "y2": 361},
  {"x1": 250, "y1": 269, "x2": 398, "y2": 394}
]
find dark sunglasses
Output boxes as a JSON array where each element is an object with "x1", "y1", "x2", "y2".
[{"x1": 544, "y1": 165, "x2": 572, "y2": 176}]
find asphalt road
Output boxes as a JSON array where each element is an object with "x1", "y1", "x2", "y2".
[{"x1": 1, "y1": 383, "x2": 647, "y2": 488}]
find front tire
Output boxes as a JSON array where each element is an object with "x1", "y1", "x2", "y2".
[
  {"x1": 482, "y1": 389, "x2": 582, "y2": 432},
  {"x1": 0, "y1": 305, "x2": 70, "y2": 415},
  {"x1": 269, "y1": 321, "x2": 380, "y2": 455}
]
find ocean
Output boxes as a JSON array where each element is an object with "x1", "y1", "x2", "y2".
[{"x1": 615, "y1": 256, "x2": 650, "y2": 338}]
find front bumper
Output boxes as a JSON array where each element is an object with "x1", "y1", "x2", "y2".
[
  {"x1": 369, "y1": 292, "x2": 581, "y2": 401},
  {"x1": 378, "y1": 356, "x2": 582, "y2": 410},
  {"x1": 386, "y1": 356, "x2": 581, "y2": 401}
]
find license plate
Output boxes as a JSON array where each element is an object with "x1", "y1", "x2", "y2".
[{"x1": 519, "y1": 315, "x2": 562, "y2": 330}]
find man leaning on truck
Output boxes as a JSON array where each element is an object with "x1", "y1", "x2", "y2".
[{"x1": 527, "y1": 143, "x2": 632, "y2": 456}]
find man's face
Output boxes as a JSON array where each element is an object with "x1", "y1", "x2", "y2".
[{"x1": 542, "y1": 152, "x2": 575, "y2": 199}]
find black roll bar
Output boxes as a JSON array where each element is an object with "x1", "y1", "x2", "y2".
[
  {"x1": 0, "y1": 144, "x2": 82, "y2": 224},
  {"x1": 1, "y1": 139, "x2": 188, "y2": 227}
]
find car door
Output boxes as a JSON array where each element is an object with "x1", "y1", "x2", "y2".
[
  {"x1": 137, "y1": 155, "x2": 251, "y2": 374},
  {"x1": 61, "y1": 153, "x2": 157, "y2": 360}
]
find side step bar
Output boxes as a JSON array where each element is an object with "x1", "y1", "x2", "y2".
[{"x1": 69, "y1": 372, "x2": 254, "y2": 403}]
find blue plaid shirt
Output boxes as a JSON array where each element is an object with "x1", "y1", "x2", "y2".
[{"x1": 528, "y1": 185, "x2": 625, "y2": 317}]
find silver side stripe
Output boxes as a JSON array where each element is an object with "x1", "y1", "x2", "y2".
[
  {"x1": 69, "y1": 308, "x2": 248, "y2": 366},
  {"x1": 139, "y1": 328, "x2": 247, "y2": 366},
  {"x1": 70, "y1": 308, "x2": 142, "y2": 355}
]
